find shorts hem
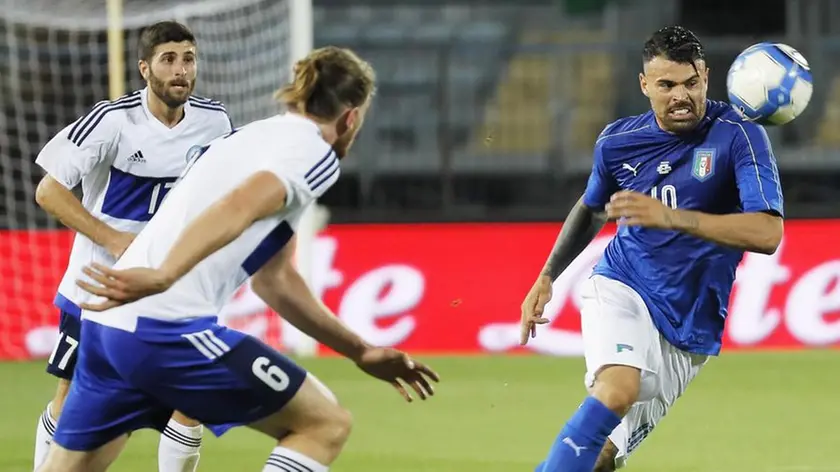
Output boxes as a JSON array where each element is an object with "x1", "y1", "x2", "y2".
[
  {"x1": 203, "y1": 378, "x2": 304, "y2": 438},
  {"x1": 585, "y1": 359, "x2": 656, "y2": 389},
  {"x1": 45, "y1": 366, "x2": 74, "y2": 380},
  {"x1": 53, "y1": 425, "x2": 134, "y2": 452}
]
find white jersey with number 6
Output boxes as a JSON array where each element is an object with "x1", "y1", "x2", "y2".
[
  {"x1": 83, "y1": 113, "x2": 340, "y2": 332},
  {"x1": 35, "y1": 88, "x2": 233, "y2": 315}
]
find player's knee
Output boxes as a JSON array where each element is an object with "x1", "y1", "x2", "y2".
[
  {"x1": 592, "y1": 365, "x2": 641, "y2": 415},
  {"x1": 284, "y1": 374, "x2": 352, "y2": 457},
  {"x1": 593, "y1": 382, "x2": 638, "y2": 415},
  {"x1": 319, "y1": 406, "x2": 353, "y2": 451},
  {"x1": 295, "y1": 404, "x2": 352, "y2": 459}
]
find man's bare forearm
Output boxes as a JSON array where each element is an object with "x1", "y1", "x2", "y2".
[
  {"x1": 541, "y1": 197, "x2": 606, "y2": 281},
  {"x1": 157, "y1": 197, "x2": 254, "y2": 283},
  {"x1": 158, "y1": 172, "x2": 287, "y2": 283},
  {"x1": 667, "y1": 210, "x2": 782, "y2": 254},
  {"x1": 35, "y1": 175, "x2": 121, "y2": 248},
  {"x1": 253, "y1": 268, "x2": 369, "y2": 361}
]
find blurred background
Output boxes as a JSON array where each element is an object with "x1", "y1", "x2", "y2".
[
  {"x1": 3, "y1": 0, "x2": 840, "y2": 229},
  {"x1": 1, "y1": 1, "x2": 839, "y2": 471}
]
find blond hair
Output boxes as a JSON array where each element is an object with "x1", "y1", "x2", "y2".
[{"x1": 276, "y1": 46, "x2": 376, "y2": 121}]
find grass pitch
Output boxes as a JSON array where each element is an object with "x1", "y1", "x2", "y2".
[{"x1": 1, "y1": 352, "x2": 837, "y2": 471}]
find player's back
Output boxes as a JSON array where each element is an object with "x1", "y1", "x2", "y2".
[
  {"x1": 35, "y1": 88, "x2": 232, "y2": 314},
  {"x1": 585, "y1": 100, "x2": 784, "y2": 355},
  {"x1": 83, "y1": 113, "x2": 339, "y2": 332}
]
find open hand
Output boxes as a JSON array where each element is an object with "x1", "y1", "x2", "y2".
[
  {"x1": 354, "y1": 347, "x2": 440, "y2": 402},
  {"x1": 605, "y1": 190, "x2": 675, "y2": 229},
  {"x1": 76, "y1": 263, "x2": 174, "y2": 311},
  {"x1": 520, "y1": 275, "x2": 552, "y2": 345}
]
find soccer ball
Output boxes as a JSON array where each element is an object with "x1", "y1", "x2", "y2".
[{"x1": 726, "y1": 42, "x2": 813, "y2": 125}]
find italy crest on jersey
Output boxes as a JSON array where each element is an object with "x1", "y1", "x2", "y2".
[{"x1": 691, "y1": 148, "x2": 716, "y2": 181}]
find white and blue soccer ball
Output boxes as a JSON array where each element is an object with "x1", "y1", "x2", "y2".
[{"x1": 726, "y1": 42, "x2": 813, "y2": 125}]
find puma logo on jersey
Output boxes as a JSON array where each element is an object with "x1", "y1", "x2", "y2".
[
  {"x1": 127, "y1": 150, "x2": 146, "y2": 163},
  {"x1": 562, "y1": 437, "x2": 587, "y2": 457},
  {"x1": 622, "y1": 162, "x2": 641, "y2": 176}
]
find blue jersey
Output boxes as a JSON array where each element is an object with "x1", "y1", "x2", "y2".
[{"x1": 583, "y1": 100, "x2": 784, "y2": 356}]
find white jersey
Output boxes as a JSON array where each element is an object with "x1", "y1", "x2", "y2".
[
  {"x1": 83, "y1": 113, "x2": 340, "y2": 332},
  {"x1": 35, "y1": 88, "x2": 233, "y2": 315}
]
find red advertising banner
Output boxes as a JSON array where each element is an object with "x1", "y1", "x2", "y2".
[{"x1": 1, "y1": 221, "x2": 838, "y2": 360}]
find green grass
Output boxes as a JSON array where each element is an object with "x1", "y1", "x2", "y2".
[{"x1": 2, "y1": 352, "x2": 838, "y2": 471}]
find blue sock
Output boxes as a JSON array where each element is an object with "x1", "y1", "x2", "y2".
[{"x1": 539, "y1": 396, "x2": 622, "y2": 472}]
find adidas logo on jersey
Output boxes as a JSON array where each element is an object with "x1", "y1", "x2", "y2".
[{"x1": 127, "y1": 150, "x2": 145, "y2": 163}]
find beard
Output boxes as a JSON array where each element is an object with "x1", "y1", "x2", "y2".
[
  {"x1": 658, "y1": 99, "x2": 706, "y2": 133},
  {"x1": 148, "y1": 70, "x2": 194, "y2": 109}
]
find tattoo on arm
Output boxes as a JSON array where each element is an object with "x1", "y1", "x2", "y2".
[
  {"x1": 541, "y1": 198, "x2": 606, "y2": 281},
  {"x1": 593, "y1": 439, "x2": 618, "y2": 472}
]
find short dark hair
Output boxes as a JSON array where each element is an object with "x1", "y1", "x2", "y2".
[
  {"x1": 643, "y1": 26, "x2": 705, "y2": 65},
  {"x1": 138, "y1": 21, "x2": 196, "y2": 62}
]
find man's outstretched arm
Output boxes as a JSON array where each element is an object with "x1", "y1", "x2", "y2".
[
  {"x1": 521, "y1": 132, "x2": 614, "y2": 345},
  {"x1": 252, "y1": 237, "x2": 439, "y2": 402},
  {"x1": 541, "y1": 196, "x2": 608, "y2": 282},
  {"x1": 520, "y1": 196, "x2": 607, "y2": 345},
  {"x1": 666, "y1": 208, "x2": 782, "y2": 255}
]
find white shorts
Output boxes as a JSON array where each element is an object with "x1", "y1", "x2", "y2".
[{"x1": 580, "y1": 275, "x2": 709, "y2": 468}]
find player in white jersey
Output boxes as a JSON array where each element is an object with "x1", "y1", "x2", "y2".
[
  {"x1": 37, "y1": 46, "x2": 439, "y2": 472},
  {"x1": 33, "y1": 21, "x2": 232, "y2": 472}
]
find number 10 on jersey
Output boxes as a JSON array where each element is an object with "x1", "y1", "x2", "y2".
[{"x1": 650, "y1": 185, "x2": 678, "y2": 209}]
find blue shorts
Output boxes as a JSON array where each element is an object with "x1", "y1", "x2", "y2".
[
  {"x1": 45, "y1": 310, "x2": 82, "y2": 380},
  {"x1": 52, "y1": 317, "x2": 308, "y2": 451}
]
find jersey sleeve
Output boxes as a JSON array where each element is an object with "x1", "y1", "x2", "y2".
[
  {"x1": 582, "y1": 137, "x2": 619, "y2": 211},
  {"x1": 732, "y1": 123, "x2": 784, "y2": 217},
  {"x1": 34, "y1": 104, "x2": 119, "y2": 189},
  {"x1": 259, "y1": 143, "x2": 338, "y2": 211},
  {"x1": 222, "y1": 111, "x2": 234, "y2": 134},
  {"x1": 212, "y1": 102, "x2": 234, "y2": 135},
  {"x1": 191, "y1": 96, "x2": 234, "y2": 136}
]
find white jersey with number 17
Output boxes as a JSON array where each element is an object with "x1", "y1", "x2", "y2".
[
  {"x1": 83, "y1": 113, "x2": 340, "y2": 333},
  {"x1": 35, "y1": 88, "x2": 233, "y2": 316}
]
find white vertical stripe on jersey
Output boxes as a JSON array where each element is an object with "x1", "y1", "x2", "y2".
[{"x1": 717, "y1": 118, "x2": 773, "y2": 210}]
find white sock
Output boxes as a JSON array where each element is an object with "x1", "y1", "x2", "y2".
[
  {"x1": 263, "y1": 446, "x2": 329, "y2": 472},
  {"x1": 158, "y1": 418, "x2": 202, "y2": 472},
  {"x1": 34, "y1": 403, "x2": 57, "y2": 471}
]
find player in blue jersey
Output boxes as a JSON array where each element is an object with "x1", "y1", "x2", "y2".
[{"x1": 520, "y1": 26, "x2": 784, "y2": 471}]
